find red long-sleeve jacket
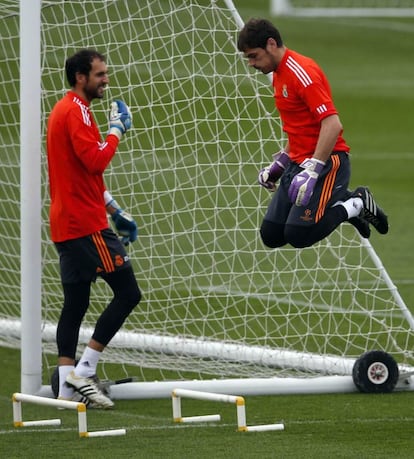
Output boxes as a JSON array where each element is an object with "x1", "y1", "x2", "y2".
[
  {"x1": 46, "y1": 91, "x2": 119, "y2": 242},
  {"x1": 273, "y1": 49, "x2": 349, "y2": 163}
]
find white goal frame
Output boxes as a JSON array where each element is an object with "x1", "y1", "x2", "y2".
[
  {"x1": 15, "y1": 0, "x2": 414, "y2": 399},
  {"x1": 20, "y1": 0, "x2": 43, "y2": 395}
]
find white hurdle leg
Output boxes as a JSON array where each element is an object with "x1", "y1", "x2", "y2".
[
  {"x1": 180, "y1": 414, "x2": 221, "y2": 423},
  {"x1": 171, "y1": 388, "x2": 284, "y2": 432},
  {"x1": 172, "y1": 389, "x2": 221, "y2": 423},
  {"x1": 12, "y1": 393, "x2": 126, "y2": 438},
  {"x1": 236, "y1": 402, "x2": 247, "y2": 431},
  {"x1": 246, "y1": 423, "x2": 285, "y2": 432},
  {"x1": 19, "y1": 419, "x2": 62, "y2": 427}
]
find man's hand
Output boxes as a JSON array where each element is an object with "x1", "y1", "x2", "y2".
[
  {"x1": 288, "y1": 158, "x2": 325, "y2": 206},
  {"x1": 106, "y1": 199, "x2": 138, "y2": 245},
  {"x1": 111, "y1": 209, "x2": 138, "y2": 245},
  {"x1": 108, "y1": 100, "x2": 132, "y2": 140},
  {"x1": 258, "y1": 150, "x2": 290, "y2": 192}
]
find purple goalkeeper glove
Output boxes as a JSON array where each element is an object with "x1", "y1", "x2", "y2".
[
  {"x1": 258, "y1": 150, "x2": 290, "y2": 192},
  {"x1": 288, "y1": 158, "x2": 325, "y2": 206}
]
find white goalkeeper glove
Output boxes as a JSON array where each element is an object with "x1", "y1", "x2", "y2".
[{"x1": 108, "y1": 100, "x2": 132, "y2": 140}]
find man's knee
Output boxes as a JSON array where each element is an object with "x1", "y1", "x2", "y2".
[
  {"x1": 116, "y1": 280, "x2": 141, "y2": 315},
  {"x1": 260, "y1": 220, "x2": 319, "y2": 249},
  {"x1": 285, "y1": 224, "x2": 314, "y2": 248},
  {"x1": 126, "y1": 284, "x2": 141, "y2": 311},
  {"x1": 260, "y1": 220, "x2": 286, "y2": 248}
]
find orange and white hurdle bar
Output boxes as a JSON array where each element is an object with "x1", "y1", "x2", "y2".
[
  {"x1": 172, "y1": 388, "x2": 284, "y2": 432},
  {"x1": 12, "y1": 393, "x2": 126, "y2": 438}
]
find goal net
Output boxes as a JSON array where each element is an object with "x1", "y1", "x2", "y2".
[
  {"x1": 271, "y1": 0, "x2": 414, "y2": 17},
  {"x1": 2, "y1": 0, "x2": 414, "y2": 395}
]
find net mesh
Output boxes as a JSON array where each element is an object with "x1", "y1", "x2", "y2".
[{"x1": 1, "y1": 0, "x2": 414, "y2": 385}]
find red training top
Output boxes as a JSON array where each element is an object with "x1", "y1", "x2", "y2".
[
  {"x1": 46, "y1": 91, "x2": 119, "y2": 242},
  {"x1": 272, "y1": 49, "x2": 349, "y2": 163}
]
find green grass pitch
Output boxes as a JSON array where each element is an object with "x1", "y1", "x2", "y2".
[{"x1": 1, "y1": 2, "x2": 414, "y2": 457}]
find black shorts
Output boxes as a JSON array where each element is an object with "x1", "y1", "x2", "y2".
[
  {"x1": 55, "y1": 228, "x2": 132, "y2": 284},
  {"x1": 263, "y1": 152, "x2": 351, "y2": 227}
]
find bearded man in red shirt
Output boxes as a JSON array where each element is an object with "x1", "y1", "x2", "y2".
[
  {"x1": 47, "y1": 49, "x2": 141, "y2": 408},
  {"x1": 237, "y1": 19, "x2": 388, "y2": 248}
]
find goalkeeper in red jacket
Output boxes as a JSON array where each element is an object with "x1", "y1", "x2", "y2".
[
  {"x1": 237, "y1": 19, "x2": 388, "y2": 249},
  {"x1": 46, "y1": 49, "x2": 141, "y2": 408}
]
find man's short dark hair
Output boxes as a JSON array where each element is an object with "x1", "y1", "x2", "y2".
[
  {"x1": 65, "y1": 49, "x2": 106, "y2": 87},
  {"x1": 237, "y1": 18, "x2": 283, "y2": 52}
]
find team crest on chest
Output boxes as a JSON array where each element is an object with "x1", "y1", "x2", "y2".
[{"x1": 282, "y1": 84, "x2": 288, "y2": 98}]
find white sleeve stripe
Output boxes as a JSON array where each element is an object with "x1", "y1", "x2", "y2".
[
  {"x1": 73, "y1": 96, "x2": 92, "y2": 126},
  {"x1": 316, "y1": 104, "x2": 328, "y2": 114},
  {"x1": 286, "y1": 56, "x2": 313, "y2": 87},
  {"x1": 80, "y1": 104, "x2": 91, "y2": 126}
]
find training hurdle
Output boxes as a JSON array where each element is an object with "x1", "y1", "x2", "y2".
[
  {"x1": 12, "y1": 393, "x2": 126, "y2": 438},
  {"x1": 172, "y1": 388, "x2": 284, "y2": 432}
]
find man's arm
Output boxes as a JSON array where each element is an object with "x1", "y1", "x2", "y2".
[{"x1": 313, "y1": 114, "x2": 343, "y2": 162}]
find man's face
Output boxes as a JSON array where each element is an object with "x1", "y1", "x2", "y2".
[
  {"x1": 243, "y1": 42, "x2": 279, "y2": 74},
  {"x1": 79, "y1": 58, "x2": 109, "y2": 102}
]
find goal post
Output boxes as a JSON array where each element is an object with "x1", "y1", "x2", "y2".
[
  {"x1": 270, "y1": 0, "x2": 414, "y2": 17},
  {"x1": 3, "y1": 0, "x2": 414, "y2": 398},
  {"x1": 20, "y1": 0, "x2": 43, "y2": 396}
]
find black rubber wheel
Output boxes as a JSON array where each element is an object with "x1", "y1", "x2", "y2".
[
  {"x1": 50, "y1": 365, "x2": 59, "y2": 398},
  {"x1": 50, "y1": 360, "x2": 79, "y2": 398},
  {"x1": 352, "y1": 350, "x2": 399, "y2": 393}
]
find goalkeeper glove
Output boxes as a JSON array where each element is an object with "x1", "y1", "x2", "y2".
[
  {"x1": 108, "y1": 100, "x2": 132, "y2": 140},
  {"x1": 107, "y1": 199, "x2": 138, "y2": 245},
  {"x1": 258, "y1": 150, "x2": 290, "y2": 192},
  {"x1": 288, "y1": 157, "x2": 325, "y2": 206}
]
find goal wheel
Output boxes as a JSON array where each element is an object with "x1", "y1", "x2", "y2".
[
  {"x1": 50, "y1": 360, "x2": 80, "y2": 398},
  {"x1": 50, "y1": 365, "x2": 60, "y2": 398},
  {"x1": 352, "y1": 350, "x2": 399, "y2": 393}
]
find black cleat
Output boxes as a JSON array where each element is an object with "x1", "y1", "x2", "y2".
[
  {"x1": 352, "y1": 186, "x2": 389, "y2": 235},
  {"x1": 349, "y1": 216, "x2": 371, "y2": 238}
]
